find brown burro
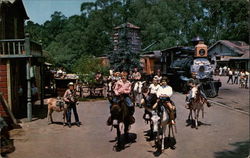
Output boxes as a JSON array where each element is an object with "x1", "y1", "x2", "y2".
[{"x1": 47, "y1": 97, "x2": 68, "y2": 125}]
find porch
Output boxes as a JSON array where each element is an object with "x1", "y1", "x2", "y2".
[{"x1": 0, "y1": 33, "x2": 44, "y2": 121}]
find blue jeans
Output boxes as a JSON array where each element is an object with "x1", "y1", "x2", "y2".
[
  {"x1": 110, "y1": 95, "x2": 133, "y2": 107},
  {"x1": 124, "y1": 96, "x2": 133, "y2": 107},
  {"x1": 66, "y1": 103, "x2": 80, "y2": 123}
]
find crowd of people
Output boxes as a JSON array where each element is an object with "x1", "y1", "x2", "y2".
[
  {"x1": 61, "y1": 66, "x2": 213, "y2": 128},
  {"x1": 215, "y1": 66, "x2": 249, "y2": 88}
]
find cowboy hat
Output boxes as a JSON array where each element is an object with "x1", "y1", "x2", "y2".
[{"x1": 68, "y1": 82, "x2": 74, "y2": 86}]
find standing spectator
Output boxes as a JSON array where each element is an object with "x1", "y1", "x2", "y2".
[
  {"x1": 63, "y1": 82, "x2": 80, "y2": 128},
  {"x1": 245, "y1": 70, "x2": 249, "y2": 89},
  {"x1": 239, "y1": 70, "x2": 246, "y2": 88},
  {"x1": 95, "y1": 71, "x2": 103, "y2": 87},
  {"x1": 128, "y1": 70, "x2": 133, "y2": 81},
  {"x1": 131, "y1": 67, "x2": 141, "y2": 81},
  {"x1": 227, "y1": 69, "x2": 233, "y2": 84},
  {"x1": 219, "y1": 67, "x2": 223, "y2": 76},
  {"x1": 223, "y1": 66, "x2": 227, "y2": 76},
  {"x1": 233, "y1": 69, "x2": 239, "y2": 84},
  {"x1": 31, "y1": 83, "x2": 39, "y2": 105}
]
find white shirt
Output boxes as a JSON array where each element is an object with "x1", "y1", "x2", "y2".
[
  {"x1": 149, "y1": 84, "x2": 160, "y2": 94},
  {"x1": 234, "y1": 71, "x2": 239, "y2": 76},
  {"x1": 156, "y1": 85, "x2": 173, "y2": 98},
  {"x1": 245, "y1": 71, "x2": 249, "y2": 76},
  {"x1": 240, "y1": 72, "x2": 245, "y2": 78}
]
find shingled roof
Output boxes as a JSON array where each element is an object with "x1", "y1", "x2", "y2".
[
  {"x1": 0, "y1": 0, "x2": 29, "y2": 19},
  {"x1": 209, "y1": 40, "x2": 249, "y2": 55},
  {"x1": 114, "y1": 22, "x2": 140, "y2": 30}
]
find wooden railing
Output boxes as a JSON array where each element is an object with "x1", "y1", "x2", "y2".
[{"x1": 0, "y1": 33, "x2": 42, "y2": 57}]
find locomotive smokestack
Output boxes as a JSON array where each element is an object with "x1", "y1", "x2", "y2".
[{"x1": 191, "y1": 36, "x2": 204, "y2": 46}]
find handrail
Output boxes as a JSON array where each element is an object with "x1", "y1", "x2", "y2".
[
  {"x1": 0, "y1": 37, "x2": 42, "y2": 57},
  {"x1": 0, "y1": 39, "x2": 25, "y2": 42}
]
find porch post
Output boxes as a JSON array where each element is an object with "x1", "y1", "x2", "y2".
[
  {"x1": 40, "y1": 60, "x2": 44, "y2": 107},
  {"x1": 6, "y1": 59, "x2": 12, "y2": 111},
  {"x1": 39, "y1": 40, "x2": 44, "y2": 107},
  {"x1": 26, "y1": 60, "x2": 32, "y2": 121},
  {"x1": 25, "y1": 33, "x2": 32, "y2": 121}
]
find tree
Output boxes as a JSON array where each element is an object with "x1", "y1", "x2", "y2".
[
  {"x1": 25, "y1": 0, "x2": 249, "y2": 73},
  {"x1": 72, "y1": 55, "x2": 109, "y2": 84},
  {"x1": 109, "y1": 25, "x2": 141, "y2": 72}
]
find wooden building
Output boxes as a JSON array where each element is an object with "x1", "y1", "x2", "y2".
[
  {"x1": 208, "y1": 40, "x2": 250, "y2": 70},
  {"x1": 140, "y1": 51, "x2": 162, "y2": 75},
  {"x1": 113, "y1": 22, "x2": 141, "y2": 53},
  {"x1": 0, "y1": 0, "x2": 44, "y2": 121}
]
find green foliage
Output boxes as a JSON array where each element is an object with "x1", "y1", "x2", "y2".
[
  {"x1": 25, "y1": 0, "x2": 249, "y2": 73},
  {"x1": 109, "y1": 24, "x2": 141, "y2": 72},
  {"x1": 72, "y1": 55, "x2": 109, "y2": 84}
]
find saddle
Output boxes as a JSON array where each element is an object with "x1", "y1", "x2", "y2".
[
  {"x1": 56, "y1": 98, "x2": 65, "y2": 108},
  {"x1": 158, "y1": 100, "x2": 176, "y2": 121},
  {"x1": 193, "y1": 91, "x2": 205, "y2": 104}
]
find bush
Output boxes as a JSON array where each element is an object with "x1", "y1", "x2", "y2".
[{"x1": 73, "y1": 55, "x2": 109, "y2": 85}]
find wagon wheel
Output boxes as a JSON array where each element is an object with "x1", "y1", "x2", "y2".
[
  {"x1": 200, "y1": 83, "x2": 217, "y2": 98},
  {"x1": 205, "y1": 89, "x2": 217, "y2": 98},
  {"x1": 204, "y1": 82, "x2": 217, "y2": 98}
]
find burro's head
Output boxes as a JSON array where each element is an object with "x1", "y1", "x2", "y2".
[{"x1": 151, "y1": 111, "x2": 160, "y2": 132}]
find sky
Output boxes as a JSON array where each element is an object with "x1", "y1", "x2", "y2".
[{"x1": 23, "y1": 0, "x2": 95, "y2": 24}]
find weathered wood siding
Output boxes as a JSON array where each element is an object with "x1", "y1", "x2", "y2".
[
  {"x1": 209, "y1": 43, "x2": 239, "y2": 57},
  {"x1": 0, "y1": 61, "x2": 8, "y2": 117}
]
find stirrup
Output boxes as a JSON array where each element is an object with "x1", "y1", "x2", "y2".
[{"x1": 107, "y1": 117, "x2": 112, "y2": 126}]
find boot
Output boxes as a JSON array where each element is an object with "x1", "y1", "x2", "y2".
[
  {"x1": 207, "y1": 101, "x2": 212, "y2": 107},
  {"x1": 128, "y1": 106, "x2": 135, "y2": 125},
  {"x1": 76, "y1": 122, "x2": 81, "y2": 127},
  {"x1": 68, "y1": 122, "x2": 72, "y2": 128},
  {"x1": 106, "y1": 116, "x2": 112, "y2": 126},
  {"x1": 185, "y1": 104, "x2": 190, "y2": 109},
  {"x1": 128, "y1": 106, "x2": 135, "y2": 116}
]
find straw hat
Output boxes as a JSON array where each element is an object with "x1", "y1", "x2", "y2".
[{"x1": 68, "y1": 82, "x2": 74, "y2": 86}]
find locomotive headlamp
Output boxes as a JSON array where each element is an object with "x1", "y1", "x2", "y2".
[
  {"x1": 199, "y1": 49, "x2": 206, "y2": 56},
  {"x1": 195, "y1": 41, "x2": 208, "y2": 57}
]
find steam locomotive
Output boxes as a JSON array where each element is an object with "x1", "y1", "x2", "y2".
[{"x1": 161, "y1": 37, "x2": 221, "y2": 98}]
